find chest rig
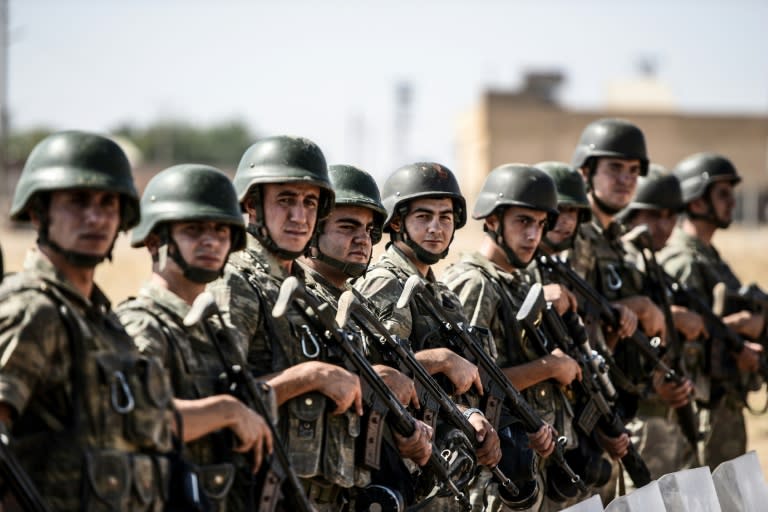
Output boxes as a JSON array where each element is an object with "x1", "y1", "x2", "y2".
[
  {"x1": 232, "y1": 257, "x2": 364, "y2": 489},
  {"x1": 1, "y1": 274, "x2": 175, "y2": 512}
]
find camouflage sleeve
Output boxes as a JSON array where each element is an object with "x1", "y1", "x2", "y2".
[
  {"x1": 354, "y1": 268, "x2": 413, "y2": 340},
  {"x1": 442, "y1": 267, "x2": 499, "y2": 329},
  {"x1": 117, "y1": 306, "x2": 169, "y2": 364},
  {"x1": 0, "y1": 290, "x2": 68, "y2": 416},
  {"x1": 207, "y1": 269, "x2": 273, "y2": 376}
]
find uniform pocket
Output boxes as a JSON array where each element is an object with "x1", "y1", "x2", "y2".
[
  {"x1": 125, "y1": 357, "x2": 174, "y2": 450},
  {"x1": 285, "y1": 392, "x2": 326, "y2": 477},
  {"x1": 84, "y1": 450, "x2": 132, "y2": 512},
  {"x1": 197, "y1": 463, "x2": 236, "y2": 501}
]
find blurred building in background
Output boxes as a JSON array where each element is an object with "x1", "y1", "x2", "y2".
[{"x1": 457, "y1": 71, "x2": 768, "y2": 224}]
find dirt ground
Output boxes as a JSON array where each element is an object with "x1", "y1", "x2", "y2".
[{"x1": 1, "y1": 223, "x2": 767, "y2": 474}]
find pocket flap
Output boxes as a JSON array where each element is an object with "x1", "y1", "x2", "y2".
[
  {"x1": 85, "y1": 450, "x2": 131, "y2": 506},
  {"x1": 197, "y1": 463, "x2": 236, "y2": 500},
  {"x1": 288, "y1": 392, "x2": 326, "y2": 422}
]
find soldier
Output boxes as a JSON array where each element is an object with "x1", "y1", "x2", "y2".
[
  {"x1": 117, "y1": 164, "x2": 275, "y2": 511},
  {"x1": 298, "y1": 163, "x2": 433, "y2": 505},
  {"x1": 535, "y1": 162, "x2": 592, "y2": 257},
  {"x1": 568, "y1": 119, "x2": 693, "y2": 501},
  {"x1": 443, "y1": 163, "x2": 604, "y2": 511},
  {"x1": 658, "y1": 153, "x2": 763, "y2": 469},
  {"x1": 355, "y1": 162, "x2": 550, "y2": 511},
  {"x1": 615, "y1": 165, "x2": 708, "y2": 481},
  {"x1": 207, "y1": 135, "x2": 414, "y2": 510},
  {"x1": 0, "y1": 130, "x2": 266, "y2": 510}
]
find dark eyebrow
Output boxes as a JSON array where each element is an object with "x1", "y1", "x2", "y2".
[
  {"x1": 335, "y1": 217, "x2": 365, "y2": 226},
  {"x1": 411, "y1": 207, "x2": 453, "y2": 216}
]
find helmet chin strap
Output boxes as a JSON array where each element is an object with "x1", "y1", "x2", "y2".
[
  {"x1": 590, "y1": 191, "x2": 623, "y2": 216},
  {"x1": 687, "y1": 195, "x2": 731, "y2": 229},
  {"x1": 246, "y1": 188, "x2": 310, "y2": 260},
  {"x1": 154, "y1": 229, "x2": 225, "y2": 284},
  {"x1": 541, "y1": 234, "x2": 574, "y2": 253},
  {"x1": 393, "y1": 206, "x2": 452, "y2": 265},
  {"x1": 37, "y1": 214, "x2": 113, "y2": 268},
  {"x1": 485, "y1": 221, "x2": 529, "y2": 269},
  {"x1": 311, "y1": 250, "x2": 369, "y2": 279}
]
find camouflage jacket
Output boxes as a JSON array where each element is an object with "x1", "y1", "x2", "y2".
[
  {"x1": 208, "y1": 234, "x2": 365, "y2": 489},
  {"x1": 117, "y1": 282, "x2": 248, "y2": 507},
  {"x1": 569, "y1": 220, "x2": 645, "y2": 300},
  {"x1": 442, "y1": 251, "x2": 574, "y2": 436},
  {"x1": 0, "y1": 249, "x2": 175, "y2": 511}
]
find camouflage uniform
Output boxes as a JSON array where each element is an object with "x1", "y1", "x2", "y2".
[
  {"x1": 620, "y1": 240, "x2": 696, "y2": 483},
  {"x1": 0, "y1": 249, "x2": 175, "y2": 511},
  {"x1": 659, "y1": 226, "x2": 747, "y2": 469},
  {"x1": 208, "y1": 235, "x2": 367, "y2": 511},
  {"x1": 355, "y1": 244, "x2": 491, "y2": 512},
  {"x1": 118, "y1": 282, "x2": 261, "y2": 511},
  {"x1": 444, "y1": 251, "x2": 578, "y2": 512}
]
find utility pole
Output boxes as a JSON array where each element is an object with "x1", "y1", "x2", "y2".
[{"x1": 0, "y1": 0, "x2": 9, "y2": 205}]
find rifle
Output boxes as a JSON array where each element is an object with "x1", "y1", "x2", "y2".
[
  {"x1": 335, "y1": 290, "x2": 518, "y2": 498},
  {"x1": 0, "y1": 424, "x2": 53, "y2": 512},
  {"x1": 516, "y1": 283, "x2": 651, "y2": 488},
  {"x1": 272, "y1": 277, "x2": 471, "y2": 510},
  {"x1": 539, "y1": 255, "x2": 700, "y2": 450},
  {"x1": 625, "y1": 227, "x2": 702, "y2": 456},
  {"x1": 713, "y1": 283, "x2": 768, "y2": 319},
  {"x1": 396, "y1": 275, "x2": 587, "y2": 494},
  {"x1": 183, "y1": 292, "x2": 315, "y2": 512}
]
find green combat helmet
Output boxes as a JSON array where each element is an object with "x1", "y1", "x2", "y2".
[
  {"x1": 473, "y1": 163, "x2": 558, "y2": 268},
  {"x1": 674, "y1": 152, "x2": 741, "y2": 228},
  {"x1": 10, "y1": 130, "x2": 139, "y2": 267},
  {"x1": 570, "y1": 118, "x2": 649, "y2": 176},
  {"x1": 233, "y1": 135, "x2": 334, "y2": 260},
  {"x1": 618, "y1": 164, "x2": 684, "y2": 223},
  {"x1": 381, "y1": 162, "x2": 466, "y2": 264},
  {"x1": 310, "y1": 164, "x2": 386, "y2": 278},
  {"x1": 132, "y1": 164, "x2": 246, "y2": 283}
]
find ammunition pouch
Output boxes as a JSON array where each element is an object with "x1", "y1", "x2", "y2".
[
  {"x1": 285, "y1": 393, "x2": 327, "y2": 478},
  {"x1": 434, "y1": 425, "x2": 476, "y2": 498},
  {"x1": 82, "y1": 450, "x2": 173, "y2": 512}
]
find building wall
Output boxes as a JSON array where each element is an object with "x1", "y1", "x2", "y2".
[{"x1": 457, "y1": 92, "x2": 768, "y2": 223}]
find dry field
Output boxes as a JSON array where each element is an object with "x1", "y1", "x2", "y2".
[{"x1": 1, "y1": 222, "x2": 767, "y2": 474}]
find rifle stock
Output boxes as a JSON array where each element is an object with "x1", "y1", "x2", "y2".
[{"x1": 0, "y1": 424, "x2": 53, "y2": 512}]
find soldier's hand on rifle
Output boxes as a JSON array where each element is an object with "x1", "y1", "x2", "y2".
[
  {"x1": 724, "y1": 310, "x2": 766, "y2": 341},
  {"x1": 394, "y1": 420, "x2": 433, "y2": 466},
  {"x1": 652, "y1": 370, "x2": 693, "y2": 409},
  {"x1": 543, "y1": 284, "x2": 578, "y2": 315},
  {"x1": 527, "y1": 423, "x2": 556, "y2": 458},
  {"x1": 609, "y1": 303, "x2": 637, "y2": 341},
  {"x1": 617, "y1": 296, "x2": 666, "y2": 341},
  {"x1": 595, "y1": 428, "x2": 630, "y2": 459},
  {"x1": 374, "y1": 364, "x2": 420, "y2": 409},
  {"x1": 670, "y1": 305, "x2": 709, "y2": 341},
  {"x1": 416, "y1": 348, "x2": 484, "y2": 395},
  {"x1": 735, "y1": 341, "x2": 763, "y2": 373},
  {"x1": 308, "y1": 362, "x2": 364, "y2": 415},
  {"x1": 229, "y1": 401, "x2": 275, "y2": 473},
  {"x1": 466, "y1": 412, "x2": 502, "y2": 466},
  {"x1": 545, "y1": 348, "x2": 582, "y2": 385}
]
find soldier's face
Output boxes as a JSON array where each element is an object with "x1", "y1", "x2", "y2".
[
  {"x1": 317, "y1": 206, "x2": 374, "y2": 265},
  {"x1": 545, "y1": 206, "x2": 580, "y2": 247},
  {"x1": 44, "y1": 189, "x2": 121, "y2": 257},
  {"x1": 707, "y1": 181, "x2": 736, "y2": 227},
  {"x1": 589, "y1": 158, "x2": 642, "y2": 210},
  {"x1": 259, "y1": 183, "x2": 320, "y2": 253},
  {"x1": 168, "y1": 221, "x2": 232, "y2": 272},
  {"x1": 493, "y1": 206, "x2": 548, "y2": 264},
  {"x1": 630, "y1": 209, "x2": 678, "y2": 251},
  {"x1": 398, "y1": 197, "x2": 455, "y2": 255}
]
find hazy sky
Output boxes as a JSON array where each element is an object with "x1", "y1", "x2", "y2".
[{"x1": 8, "y1": 0, "x2": 768, "y2": 179}]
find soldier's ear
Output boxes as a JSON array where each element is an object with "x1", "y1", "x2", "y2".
[
  {"x1": 485, "y1": 213, "x2": 500, "y2": 233},
  {"x1": 145, "y1": 233, "x2": 161, "y2": 255},
  {"x1": 688, "y1": 196, "x2": 708, "y2": 215},
  {"x1": 389, "y1": 216, "x2": 402, "y2": 234}
]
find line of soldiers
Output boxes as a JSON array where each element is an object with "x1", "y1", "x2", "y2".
[{"x1": 0, "y1": 119, "x2": 764, "y2": 511}]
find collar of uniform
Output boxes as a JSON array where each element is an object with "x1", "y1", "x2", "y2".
[
  {"x1": 381, "y1": 243, "x2": 437, "y2": 283},
  {"x1": 232, "y1": 232, "x2": 303, "y2": 281},
  {"x1": 137, "y1": 281, "x2": 192, "y2": 322},
  {"x1": 296, "y1": 260, "x2": 346, "y2": 302},
  {"x1": 667, "y1": 226, "x2": 720, "y2": 261},
  {"x1": 23, "y1": 247, "x2": 112, "y2": 314},
  {"x1": 458, "y1": 250, "x2": 525, "y2": 285}
]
